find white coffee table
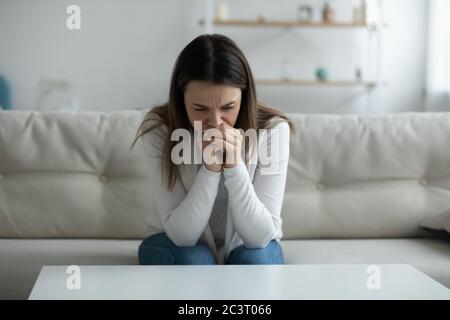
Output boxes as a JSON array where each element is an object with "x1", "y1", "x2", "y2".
[{"x1": 29, "y1": 264, "x2": 450, "y2": 300}]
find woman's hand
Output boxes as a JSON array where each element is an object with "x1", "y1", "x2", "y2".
[
  {"x1": 200, "y1": 128, "x2": 224, "y2": 173},
  {"x1": 218, "y1": 121, "x2": 243, "y2": 169},
  {"x1": 196, "y1": 121, "x2": 243, "y2": 172}
]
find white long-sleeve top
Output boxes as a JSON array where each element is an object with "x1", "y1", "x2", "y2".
[{"x1": 140, "y1": 118, "x2": 290, "y2": 264}]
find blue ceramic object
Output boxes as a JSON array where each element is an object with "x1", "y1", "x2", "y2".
[
  {"x1": 0, "y1": 74, "x2": 12, "y2": 110},
  {"x1": 315, "y1": 67, "x2": 328, "y2": 81}
]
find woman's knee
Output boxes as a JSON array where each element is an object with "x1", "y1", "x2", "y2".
[
  {"x1": 140, "y1": 233, "x2": 175, "y2": 248},
  {"x1": 227, "y1": 240, "x2": 284, "y2": 265},
  {"x1": 138, "y1": 233, "x2": 216, "y2": 265},
  {"x1": 138, "y1": 233, "x2": 176, "y2": 265}
]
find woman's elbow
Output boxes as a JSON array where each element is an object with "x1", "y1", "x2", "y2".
[
  {"x1": 241, "y1": 230, "x2": 274, "y2": 249},
  {"x1": 240, "y1": 221, "x2": 283, "y2": 249},
  {"x1": 164, "y1": 227, "x2": 201, "y2": 247}
]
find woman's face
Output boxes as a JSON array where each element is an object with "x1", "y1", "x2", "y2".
[{"x1": 184, "y1": 81, "x2": 242, "y2": 130}]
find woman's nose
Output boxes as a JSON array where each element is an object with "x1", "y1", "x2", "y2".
[{"x1": 208, "y1": 113, "x2": 223, "y2": 128}]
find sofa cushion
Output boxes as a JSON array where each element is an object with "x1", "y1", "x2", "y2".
[{"x1": 282, "y1": 238, "x2": 450, "y2": 289}]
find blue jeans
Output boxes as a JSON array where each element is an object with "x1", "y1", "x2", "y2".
[{"x1": 138, "y1": 233, "x2": 284, "y2": 265}]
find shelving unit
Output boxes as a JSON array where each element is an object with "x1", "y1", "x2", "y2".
[
  {"x1": 256, "y1": 79, "x2": 376, "y2": 88},
  {"x1": 213, "y1": 18, "x2": 376, "y2": 30},
  {"x1": 201, "y1": 0, "x2": 385, "y2": 113}
]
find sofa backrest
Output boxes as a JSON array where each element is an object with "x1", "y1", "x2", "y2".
[
  {"x1": 283, "y1": 113, "x2": 450, "y2": 239},
  {"x1": 0, "y1": 110, "x2": 153, "y2": 238},
  {"x1": 1, "y1": 110, "x2": 449, "y2": 239}
]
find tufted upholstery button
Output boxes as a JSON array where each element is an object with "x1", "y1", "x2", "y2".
[
  {"x1": 419, "y1": 178, "x2": 428, "y2": 186},
  {"x1": 100, "y1": 175, "x2": 108, "y2": 183},
  {"x1": 317, "y1": 183, "x2": 325, "y2": 191}
]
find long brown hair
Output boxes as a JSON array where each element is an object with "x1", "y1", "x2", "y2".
[{"x1": 131, "y1": 34, "x2": 296, "y2": 191}]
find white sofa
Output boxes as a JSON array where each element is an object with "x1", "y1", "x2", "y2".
[{"x1": 0, "y1": 110, "x2": 449, "y2": 300}]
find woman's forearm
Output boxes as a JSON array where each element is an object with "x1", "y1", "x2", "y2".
[
  {"x1": 223, "y1": 162, "x2": 283, "y2": 248},
  {"x1": 160, "y1": 164, "x2": 221, "y2": 246}
]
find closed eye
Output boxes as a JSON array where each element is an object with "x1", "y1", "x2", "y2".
[
  {"x1": 192, "y1": 102, "x2": 236, "y2": 111},
  {"x1": 193, "y1": 106, "x2": 234, "y2": 112}
]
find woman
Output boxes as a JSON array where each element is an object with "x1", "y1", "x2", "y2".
[{"x1": 131, "y1": 34, "x2": 296, "y2": 265}]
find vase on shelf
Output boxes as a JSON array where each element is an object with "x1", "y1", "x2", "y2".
[
  {"x1": 322, "y1": 2, "x2": 335, "y2": 23},
  {"x1": 297, "y1": 5, "x2": 313, "y2": 23},
  {"x1": 315, "y1": 67, "x2": 328, "y2": 81},
  {"x1": 215, "y1": 1, "x2": 229, "y2": 20},
  {"x1": 353, "y1": 0, "x2": 367, "y2": 24}
]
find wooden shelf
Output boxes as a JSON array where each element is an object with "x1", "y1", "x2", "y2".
[
  {"x1": 256, "y1": 79, "x2": 377, "y2": 87},
  {"x1": 214, "y1": 19, "x2": 376, "y2": 29}
]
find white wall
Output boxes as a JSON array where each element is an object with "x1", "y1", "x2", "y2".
[
  {"x1": 0, "y1": 0, "x2": 205, "y2": 111},
  {"x1": 381, "y1": 0, "x2": 429, "y2": 113},
  {"x1": 0, "y1": 0, "x2": 429, "y2": 114}
]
